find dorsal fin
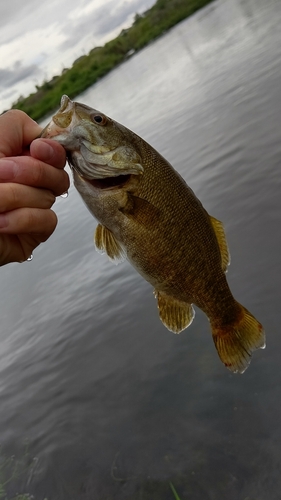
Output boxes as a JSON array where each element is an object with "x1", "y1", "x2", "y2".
[
  {"x1": 154, "y1": 290, "x2": 195, "y2": 333},
  {"x1": 94, "y1": 224, "x2": 126, "y2": 264},
  {"x1": 210, "y1": 216, "x2": 230, "y2": 273}
]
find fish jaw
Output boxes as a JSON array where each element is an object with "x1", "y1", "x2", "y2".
[
  {"x1": 40, "y1": 95, "x2": 80, "y2": 148},
  {"x1": 40, "y1": 95, "x2": 144, "y2": 181}
]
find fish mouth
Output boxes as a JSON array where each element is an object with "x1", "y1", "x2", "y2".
[
  {"x1": 83, "y1": 174, "x2": 131, "y2": 190},
  {"x1": 67, "y1": 153, "x2": 132, "y2": 190}
]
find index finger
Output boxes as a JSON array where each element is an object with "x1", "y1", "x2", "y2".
[{"x1": 0, "y1": 110, "x2": 42, "y2": 158}]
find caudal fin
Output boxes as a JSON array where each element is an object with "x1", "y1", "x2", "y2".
[{"x1": 211, "y1": 303, "x2": 265, "y2": 373}]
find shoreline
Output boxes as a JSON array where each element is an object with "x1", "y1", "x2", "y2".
[{"x1": 12, "y1": 0, "x2": 214, "y2": 121}]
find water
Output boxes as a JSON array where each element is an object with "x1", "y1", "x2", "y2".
[{"x1": 1, "y1": 0, "x2": 281, "y2": 498}]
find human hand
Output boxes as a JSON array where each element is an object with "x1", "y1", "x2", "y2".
[{"x1": 0, "y1": 109, "x2": 69, "y2": 266}]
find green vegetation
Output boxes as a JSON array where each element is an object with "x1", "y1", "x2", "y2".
[
  {"x1": 12, "y1": 0, "x2": 214, "y2": 121},
  {"x1": 0, "y1": 445, "x2": 46, "y2": 500},
  {"x1": 170, "y1": 482, "x2": 182, "y2": 499},
  {"x1": 0, "y1": 444, "x2": 183, "y2": 500}
]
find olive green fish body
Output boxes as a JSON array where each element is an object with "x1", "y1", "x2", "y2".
[
  {"x1": 41, "y1": 95, "x2": 265, "y2": 373},
  {"x1": 72, "y1": 120, "x2": 236, "y2": 324}
]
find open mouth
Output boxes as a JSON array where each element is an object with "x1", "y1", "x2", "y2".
[
  {"x1": 67, "y1": 153, "x2": 132, "y2": 190},
  {"x1": 84, "y1": 174, "x2": 131, "y2": 190}
]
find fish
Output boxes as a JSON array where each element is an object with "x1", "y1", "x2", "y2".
[{"x1": 41, "y1": 95, "x2": 265, "y2": 373}]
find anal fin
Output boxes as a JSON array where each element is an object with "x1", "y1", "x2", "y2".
[
  {"x1": 210, "y1": 216, "x2": 230, "y2": 273},
  {"x1": 154, "y1": 290, "x2": 195, "y2": 333},
  {"x1": 94, "y1": 224, "x2": 126, "y2": 264}
]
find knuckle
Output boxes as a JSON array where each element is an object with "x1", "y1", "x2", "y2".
[
  {"x1": 25, "y1": 209, "x2": 38, "y2": 229},
  {"x1": 62, "y1": 171, "x2": 70, "y2": 191},
  {"x1": 3, "y1": 109, "x2": 28, "y2": 121},
  {"x1": 44, "y1": 191, "x2": 56, "y2": 208},
  {"x1": 49, "y1": 191, "x2": 56, "y2": 205},
  {"x1": 25, "y1": 208, "x2": 57, "y2": 235},
  {"x1": 51, "y1": 170, "x2": 70, "y2": 196},
  {"x1": 0, "y1": 184, "x2": 18, "y2": 211},
  {"x1": 40, "y1": 210, "x2": 57, "y2": 239},
  {"x1": 9, "y1": 183, "x2": 20, "y2": 205},
  {"x1": 0, "y1": 186, "x2": 8, "y2": 212},
  {"x1": 30, "y1": 161, "x2": 45, "y2": 185}
]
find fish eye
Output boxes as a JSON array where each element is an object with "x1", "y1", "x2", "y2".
[{"x1": 92, "y1": 114, "x2": 106, "y2": 125}]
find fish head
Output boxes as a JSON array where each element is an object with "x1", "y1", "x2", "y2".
[{"x1": 41, "y1": 95, "x2": 144, "y2": 183}]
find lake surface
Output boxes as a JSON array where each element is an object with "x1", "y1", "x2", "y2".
[{"x1": 1, "y1": 0, "x2": 281, "y2": 498}]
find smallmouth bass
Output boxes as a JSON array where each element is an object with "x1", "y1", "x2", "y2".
[{"x1": 41, "y1": 95, "x2": 265, "y2": 373}]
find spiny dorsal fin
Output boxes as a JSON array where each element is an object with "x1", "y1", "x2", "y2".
[
  {"x1": 210, "y1": 216, "x2": 230, "y2": 273},
  {"x1": 154, "y1": 290, "x2": 195, "y2": 333},
  {"x1": 94, "y1": 224, "x2": 126, "y2": 264}
]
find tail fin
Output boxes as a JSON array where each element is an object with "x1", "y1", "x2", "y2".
[{"x1": 211, "y1": 303, "x2": 265, "y2": 373}]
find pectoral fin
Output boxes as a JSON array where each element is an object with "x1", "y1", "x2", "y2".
[
  {"x1": 94, "y1": 224, "x2": 126, "y2": 264},
  {"x1": 119, "y1": 193, "x2": 160, "y2": 226},
  {"x1": 154, "y1": 291, "x2": 195, "y2": 333},
  {"x1": 210, "y1": 216, "x2": 230, "y2": 273}
]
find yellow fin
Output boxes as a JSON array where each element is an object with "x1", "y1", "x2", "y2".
[
  {"x1": 211, "y1": 303, "x2": 265, "y2": 373},
  {"x1": 210, "y1": 216, "x2": 230, "y2": 273},
  {"x1": 154, "y1": 291, "x2": 195, "y2": 333},
  {"x1": 94, "y1": 224, "x2": 126, "y2": 264}
]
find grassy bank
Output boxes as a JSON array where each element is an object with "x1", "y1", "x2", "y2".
[{"x1": 12, "y1": 0, "x2": 214, "y2": 121}]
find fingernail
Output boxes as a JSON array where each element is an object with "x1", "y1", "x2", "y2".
[
  {"x1": 0, "y1": 160, "x2": 19, "y2": 180},
  {"x1": 0, "y1": 214, "x2": 8, "y2": 228}
]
